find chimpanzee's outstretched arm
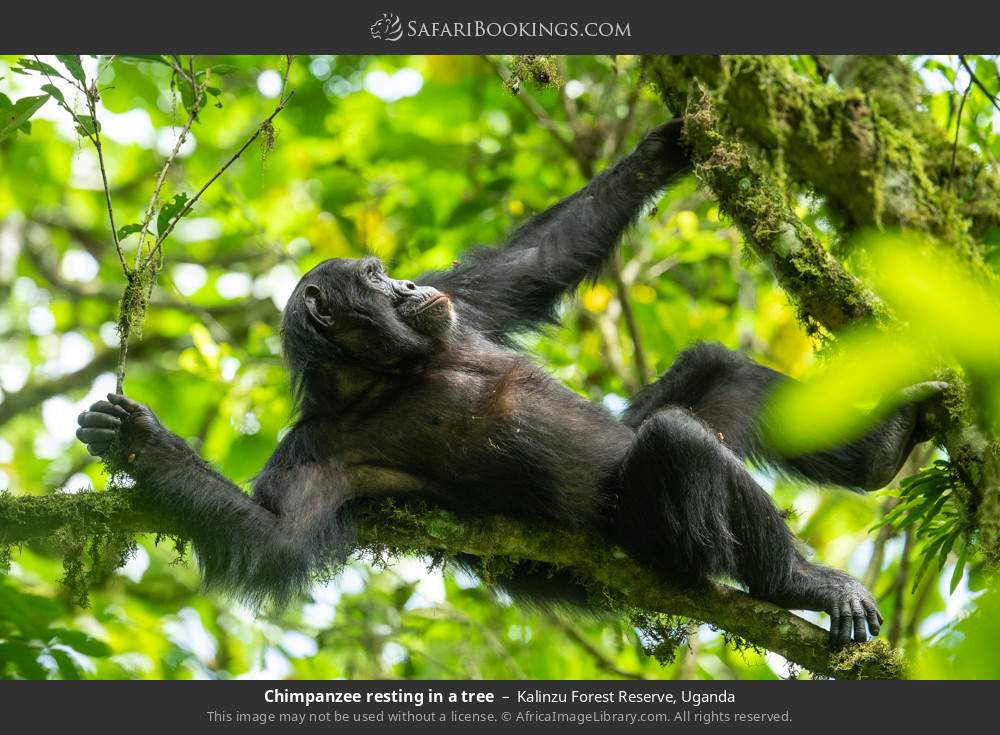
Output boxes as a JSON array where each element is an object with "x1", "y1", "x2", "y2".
[
  {"x1": 76, "y1": 394, "x2": 347, "y2": 608},
  {"x1": 419, "y1": 120, "x2": 690, "y2": 340}
]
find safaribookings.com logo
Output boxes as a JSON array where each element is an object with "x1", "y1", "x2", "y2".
[
  {"x1": 370, "y1": 13, "x2": 404, "y2": 41},
  {"x1": 369, "y1": 13, "x2": 631, "y2": 41}
]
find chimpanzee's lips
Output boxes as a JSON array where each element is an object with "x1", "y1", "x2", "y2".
[{"x1": 416, "y1": 294, "x2": 451, "y2": 313}]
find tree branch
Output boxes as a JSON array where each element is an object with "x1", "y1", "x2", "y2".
[
  {"x1": 0, "y1": 488, "x2": 903, "y2": 680},
  {"x1": 140, "y1": 56, "x2": 295, "y2": 270},
  {"x1": 644, "y1": 70, "x2": 886, "y2": 333},
  {"x1": 649, "y1": 56, "x2": 1000, "y2": 248}
]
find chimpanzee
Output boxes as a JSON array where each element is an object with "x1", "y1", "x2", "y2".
[{"x1": 76, "y1": 120, "x2": 942, "y2": 647}]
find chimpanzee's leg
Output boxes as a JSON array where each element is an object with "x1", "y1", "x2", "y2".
[
  {"x1": 624, "y1": 342, "x2": 944, "y2": 491},
  {"x1": 613, "y1": 407, "x2": 881, "y2": 646}
]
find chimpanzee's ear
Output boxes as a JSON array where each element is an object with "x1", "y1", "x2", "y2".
[{"x1": 303, "y1": 284, "x2": 334, "y2": 328}]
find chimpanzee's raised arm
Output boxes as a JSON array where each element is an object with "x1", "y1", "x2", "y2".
[{"x1": 418, "y1": 120, "x2": 690, "y2": 340}]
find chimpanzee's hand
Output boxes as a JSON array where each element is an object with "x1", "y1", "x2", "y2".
[
  {"x1": 635, "y1": 119, "x2": 692, "y2": 180},
  {"x1": 765, "y1": 561, "x2": 882, "y2": 649},
  {"x1": 75, "y1": 393, "x2": 166, "y2": 465},
  {"x1": 820, "y1": 568, "x2": 883, "y2": 649}
]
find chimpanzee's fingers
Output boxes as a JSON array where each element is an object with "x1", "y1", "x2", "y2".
[
  {"x1": 77, "y1": 411, "x2": 121, "y2": 429},
  {"x1": 107, "y1": 393, "x2": 143, "y2": 413},
  {"x1": 829, "y1": 607, "x2": 840, "y2": 646},
  {"x1": 86, "y1": 400, "x2": 129, "y2": 420},
  {"x1": 837, "y1": 603, "x2": 854, "y2": 648},
  {"x1": 77, "y1": 427, "x2": 116, "y2": 444},
  {"x1": 862, "y1": 599, "x2": 881, "y2": 637},
  {"x1": 851, "y1": 599, "x2": 868, "y2": 642},
  {"x1": 86, "y1": 443, "x2": 110, "y2": 457}
]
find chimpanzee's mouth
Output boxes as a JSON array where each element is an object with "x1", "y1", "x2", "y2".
[{"x1": 416, "y1": 294, "x2": 451, "y2": 313}]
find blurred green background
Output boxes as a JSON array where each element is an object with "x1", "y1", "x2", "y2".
[{"x1": 0, "y1": 55, "x2": 998, "y2": 680}]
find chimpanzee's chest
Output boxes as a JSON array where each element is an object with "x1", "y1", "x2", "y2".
[
  {"x1": 349, "y1": 361, "x2": 541, "y2": 474},
  {"x1": 338, "y1": 358, "x2": 632, "y2": 521}
]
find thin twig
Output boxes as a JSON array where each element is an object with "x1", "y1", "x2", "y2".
[
  {"x1": 886, "y1": 531, "x2": 913, "y2": 648},
  {"x1": 950, "y1": 80, "x2": 973, "y2": 183},
  {"x1": 33, "y1": 55, "x2": 126, "y2": 273},
  {"x1": 610, "y1": 249, "x2": 649, "y2": 386},
  {"x1": 84, "y1": 80, "x2": 124, "y2": 271},
  {"x1": 132, "y1": 78, "x2": 204, "y2": 271},
  {"x1": 958, "y1": 55, "x2": 1000, "y2": 115},
  {"x1": 546, "y1": 612, "x2": 648, "y2": 679},
  {"x1": 496, "y1": 55, "x2": 650, "y2": 389},
  {"x1": 481, "y1": 55, "x2": 578, "y2": 162},
  {"x1": 141, "y1": 56, "x2": 295, "y2": 270}
]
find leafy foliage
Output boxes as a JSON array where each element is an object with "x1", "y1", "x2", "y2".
[
  {"x1": 875, "y1": 461, "x2": 972, "y2": 593},
  {"x1": 0, "y1": 54, "x2": 998, "y2": 679}
]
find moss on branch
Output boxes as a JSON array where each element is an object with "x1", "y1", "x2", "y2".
[
  {"x1": 644, "y1": 56, "x2": 1000, "y2": 263},
  {"x1": 0, "y1": 487, "x2": 904, "y2": 680},
  {"x1": 645, "y1": 74, "x2": 886, "y2": 333}
]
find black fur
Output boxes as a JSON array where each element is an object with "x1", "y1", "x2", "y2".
[{"x1": 76, "y1": 120, "x2": 933, "y2": 646}]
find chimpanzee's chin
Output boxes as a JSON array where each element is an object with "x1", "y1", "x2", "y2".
[{"x1": 406, "y1": 297, "x2": 455, "y2": 338}]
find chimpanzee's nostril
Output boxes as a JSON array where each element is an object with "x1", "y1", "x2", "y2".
[{"x1": 405, "y1": 281, "x2": 416, "y2": 290}]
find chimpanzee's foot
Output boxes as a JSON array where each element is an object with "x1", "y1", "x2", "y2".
[
  {"x1": 896, "y1": 380, "x2": 949, "y2": 443},
  {"x1": 861, "y1": 380, "x2": 949, "y2": 490}
]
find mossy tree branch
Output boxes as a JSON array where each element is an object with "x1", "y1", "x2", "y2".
[
  {"x1": 647, "y1": 75, "x2": 887, "y2": 334},
  {"x1": 0, "y1": 487, "x2": 903, "y2": 680},
  {"x1": 646, "y1": 56, "x2": 1000, "y2": 259}
]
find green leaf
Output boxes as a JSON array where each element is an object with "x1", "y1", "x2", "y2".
[
  {"x1": 56, "y1": 55, "x2": 86, "y2": 84},
  {"x1": 0, "y1": 94, "x2": 49, "y2": 144},
  {"x1": 915, "y1": 493, "x2": 951, "y2": 536},
  {"x1": 14, "y1": 58, "x2": 62, "y2": 78},
  {"x1": 40, "y1": 83, "x2": 65, "y2": 104},
  {"x1": 119, "y1": 54, "x2": 170, "y2": 65},
  {"x1": 75, "y1": 115, "x2": 100, "y2": 137},
  {"x1": 156, "y1": 192, "x2": 189, "y2": 236},
  {"x1": 117, "y1": 223, "x2": 145, "y2": 240},
  {"x1": 0, "y1": 584, "x2": 62, "y2": 636},
  {"x1": 0, "y1": 642, "x2": 47, "y2": 679},
  {"x1": 912, "y1": 544, "x2": 943, "y2": 592},
  {"x1": 179, "y1": 82, "x2": 197, "y2": 113},
  {"x1": 206, "y1": 86, "x2": 224, "y2": 108},
  {"x1": 950, "y1": 544, "x2": 969, "y2": 594}
]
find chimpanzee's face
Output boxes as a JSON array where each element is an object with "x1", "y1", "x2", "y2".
[{"x1": 292, "y1": 257, "x2": 456, "y2": 370}]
